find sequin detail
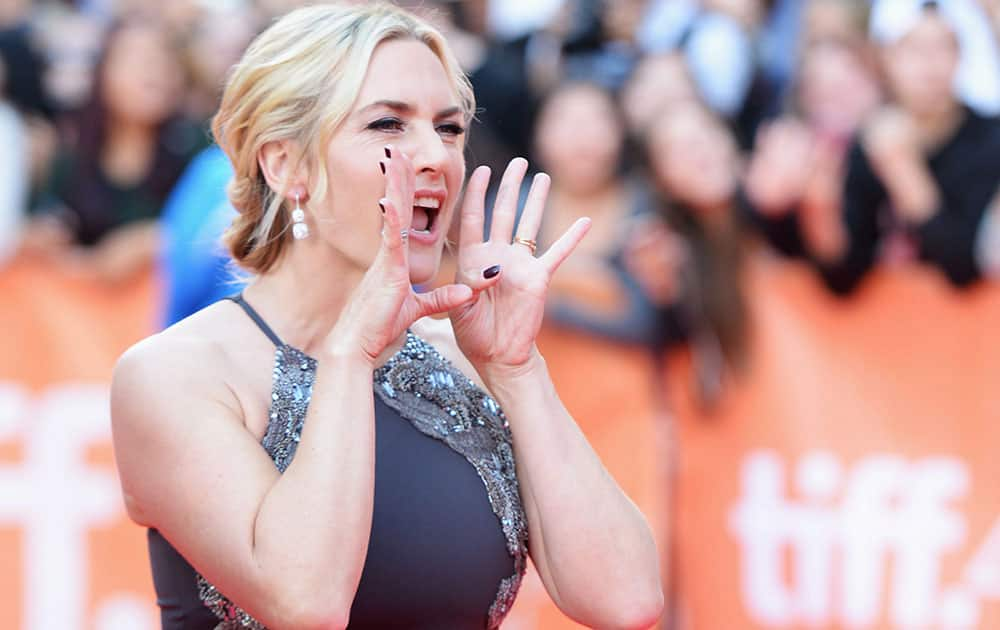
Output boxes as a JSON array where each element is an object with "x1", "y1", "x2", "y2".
[
  {"x1": 197, "y1": 579, "x2": 265, "y2": 630},
  {"x1": 196, "y1": 333, "x2": 527, "y2": 629},
  {"x1": 373, "y1": 332, "x2": 529, "y2": 629}
]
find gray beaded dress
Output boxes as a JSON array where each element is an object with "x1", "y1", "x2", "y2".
[{"x1": 147, "y1": 294, "x2": 529, "y2": 629}]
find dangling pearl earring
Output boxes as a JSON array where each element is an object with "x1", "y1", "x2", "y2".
[{"x1": 291, "y1": 193, "x2": 309, "y2": 240}]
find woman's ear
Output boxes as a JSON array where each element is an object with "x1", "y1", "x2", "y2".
[{"x1": 258, "y1": 139, "x2": 307, "y2": 199}]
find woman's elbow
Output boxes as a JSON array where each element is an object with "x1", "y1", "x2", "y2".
[
  {"x1": 575, "y1": 581, "x2": 664, "y2": 630},
  {"x1": 610, "y1": 586, "x2": 665, "y2": 630}
]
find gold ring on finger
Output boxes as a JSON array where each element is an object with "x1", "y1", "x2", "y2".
[{"x1": 514, "y1": 237, "x2": 537, "y2": 254}]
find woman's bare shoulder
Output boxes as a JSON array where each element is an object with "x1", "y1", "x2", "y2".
[
  {"x1": 112, "y1": 300, "x2": 253, "y2": 411},
  {"x1": 118, "y1": 302, "x2": 232, "y2": 372}
]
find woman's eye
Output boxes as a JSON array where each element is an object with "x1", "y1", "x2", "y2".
[
  {"x1": 367, "y1": 117, "x2": 404, "y2": 132},
  {"x1": 437, "y1": 123, "x2": 465, "y2": 136}
]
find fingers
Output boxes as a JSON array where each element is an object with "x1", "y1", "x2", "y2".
[
  {"x1": 539, "y1": 217, "x2": 592, "y2": 275},
  {"x1": 458, "y1": 165, "x2": 491, "y2": 251},
  {"x1": 488, "y1": 157, "x2": 528, "y2": 244},
  {"x1": 456, "y1": 262, "x2": 503, "y2": 293},
  {"x1": 379, "y1": 145, "x2": 415, "y2": 266},
  {"x1": 378, "y1": 197, "x2": 408, "y2": 265},
  {"x1": 513, "y1": 172, "x2": 550, "y2": 244},
  {"x1": 383, "y1": 145, "x2": 414, "y2": 234},
  {"x1": 413, "y1": 283, "x2": 474, "y2": 318}
]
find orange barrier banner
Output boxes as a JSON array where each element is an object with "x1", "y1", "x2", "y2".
[
  {"x1": 666, "y1": 260, "x2": 1000, "y2": 630},
  {"x1": 0, "y1": 258, "x2": 161, "y2": 629}
]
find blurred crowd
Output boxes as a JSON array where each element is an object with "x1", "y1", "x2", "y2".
[{"x1": 3, "y1": 0, "x2": 1000, "y2": 404}]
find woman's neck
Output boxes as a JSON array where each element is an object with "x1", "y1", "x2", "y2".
[
  {"x1": 101, "y1": 117, "x2": 158, "y2": 186},
  {"x1": 243, "y1": 242, "x2": 393, "y2": 360}
]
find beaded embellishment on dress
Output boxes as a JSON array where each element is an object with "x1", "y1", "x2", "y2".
[{"x1": 196, "y1": 332, "x2": 527, "y2": 629}]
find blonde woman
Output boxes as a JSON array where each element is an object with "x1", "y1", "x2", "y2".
[{"x1": 110, "y1": 3, "x2": 663, "y2": 629}]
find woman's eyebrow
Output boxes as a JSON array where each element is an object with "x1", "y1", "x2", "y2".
[{"x1": 358, "y1": 100, "x2": 462, "y2": 119}]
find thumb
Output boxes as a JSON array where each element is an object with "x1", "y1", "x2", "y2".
[
  {"x1": 413, "y1": 283, "x2": 474, "y2": 318},
  {"x1": 456, "y1": 263, "x2": 503, "y2": 293}
]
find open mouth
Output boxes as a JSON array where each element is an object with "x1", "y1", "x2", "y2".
[{"x1": 411, "y1": 196, "x2": 441, "y2": 234}]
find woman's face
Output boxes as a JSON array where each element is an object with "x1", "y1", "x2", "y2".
[
  {"x1": 311, "y1": 38, "x2": 467, "y2": 285},
  {"x1": 535, "y1": 84, "x2": 624, "y2": 195},
  {"x1": 189, "y1": 9, "x2": 259, "y2": 95},
  {"x1": 882, "y1": 14, "x2": 960, "y2": 116},
  {"x1": 100, "y1": 22, "x2": 183, "y2": 126},
  {"x1": 622, "y1": 53, "x2": 699, "y2": 136},
  {"x1": 649, "y1": 105, "x2": 740, "y2": 212},
  {"x1": 798, "y1": 42, "x2": 880, "y2": 137}
]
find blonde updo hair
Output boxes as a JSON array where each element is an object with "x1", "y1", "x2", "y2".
[{"x1": 213, "y1": 2, "x2": 475, "y2": 274}]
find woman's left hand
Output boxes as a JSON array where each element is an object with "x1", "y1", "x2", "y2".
[{"x1": 449, "y1": 157, "x2": 590, "y2": 375}]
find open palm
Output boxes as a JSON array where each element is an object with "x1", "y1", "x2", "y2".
[{"x1": 450, "y1": 158, "x2": 590, "y2": 370}]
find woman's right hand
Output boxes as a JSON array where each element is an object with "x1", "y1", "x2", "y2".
[{"x1": 326, "y1": 146, "x2": 474, "y2": 364}]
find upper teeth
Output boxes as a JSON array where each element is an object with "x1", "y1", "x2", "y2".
[{"x1": 414, "y1": 197, "x2": 440, "y2": 209}]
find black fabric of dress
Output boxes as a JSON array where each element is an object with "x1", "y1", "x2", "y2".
[{"x1": 147, "y1": 297, "x2": 515, "y2": 629}]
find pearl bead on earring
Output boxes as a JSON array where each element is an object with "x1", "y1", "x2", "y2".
[{"x1": 291, "y1": 193, "x2": 309, "y2": 240}]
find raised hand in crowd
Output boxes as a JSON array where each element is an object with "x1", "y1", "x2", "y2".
[
  {"x1": 861, "y1": 106, "x2": 941, "y2": 225},
  {"x1": 85, "y1": 220, "x2": 162, "y2": 285},
  {"x1": 744, "y1": 118, "x2": 815, "y2": 219},
  {"x1": 745, "y1": 117, "x2": 850, "y2": 263},
  {"x1": 623, "y1": 216, "x2": 688, "y2": 308}
]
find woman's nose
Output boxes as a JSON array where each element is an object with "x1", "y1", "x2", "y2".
[{"x1": 405, "y1": 122, "x2": 449, "y2": 175}]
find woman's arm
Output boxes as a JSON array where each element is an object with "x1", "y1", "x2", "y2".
[
  {"x1": 815, "y1": 140, "x2": 884, "y2": 295},
  {"x1": 449, "y1": 159, "x2": 664, "y2": 628},
  {"x1": 112, "y1": 338, "x2": 376, "y2": 630},
  {"x1": 482, "y1": 353, "x2": 664, "y2": 629}
]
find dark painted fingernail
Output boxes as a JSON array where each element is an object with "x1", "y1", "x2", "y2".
[
  {"x1": 378, "y1": 200, "x2": 386, "y2": 213},
  {"x1": 379, "y1": 161, "x2": 386, "y2": 174},
  {"x1": 483, "y1": 265, "x2": 501, "y2": 279},
  {"x1": 384, "y1": 146, "x2": 392, "y2": 158}
]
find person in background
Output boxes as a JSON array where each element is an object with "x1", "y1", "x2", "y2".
[
  {"x1": 987, "y1": 0, "x2": 1000, "y2": 37},
  {"x1": 0, "y1": 8, "x2": 51, "y2": 265},
  {"x1": 975, "y1": 187, "x2": 1000, "y2": 277},
  {"x1": 0, "y1": 74, "x2": 28, "y2": 265},
  {"x1": 818, "y1": 0, "x2": 1000, "y2": 293},
  {"x1": 627, "y1": 100, "x2": 749, "y2": 407},
  {"x1": 160, "y1": 6, "x2": 260, "y2": 325},
  {"x1": 28, "y1": 13, "x2": 202, "y2": 283},
  {"x1": 181, "y1": 4, "x2": 260, "y2": 125},
  {"x1": 532, "y1": 81, "x2": 661, "y2": 345},
  {"x1": 744, "y1": 0, "x2": 881, "y2": 267},
  {"x1": 158, "y1": 149, "x2": 238, "y2": 327},
  {"x1": 639, "y1": 0, "x2": 775, "y2": 149},
  {"x1": 620, "y1": 51, "x2": 700, "y2": 141}
]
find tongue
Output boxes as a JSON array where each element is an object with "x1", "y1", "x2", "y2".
[{"x1": 411, "y1": 207, "x2": 430, "y2": 231}]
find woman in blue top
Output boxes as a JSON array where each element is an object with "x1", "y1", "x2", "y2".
[{"x1": 110, "y1": 3, "x2": 663, "y2": 629}]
